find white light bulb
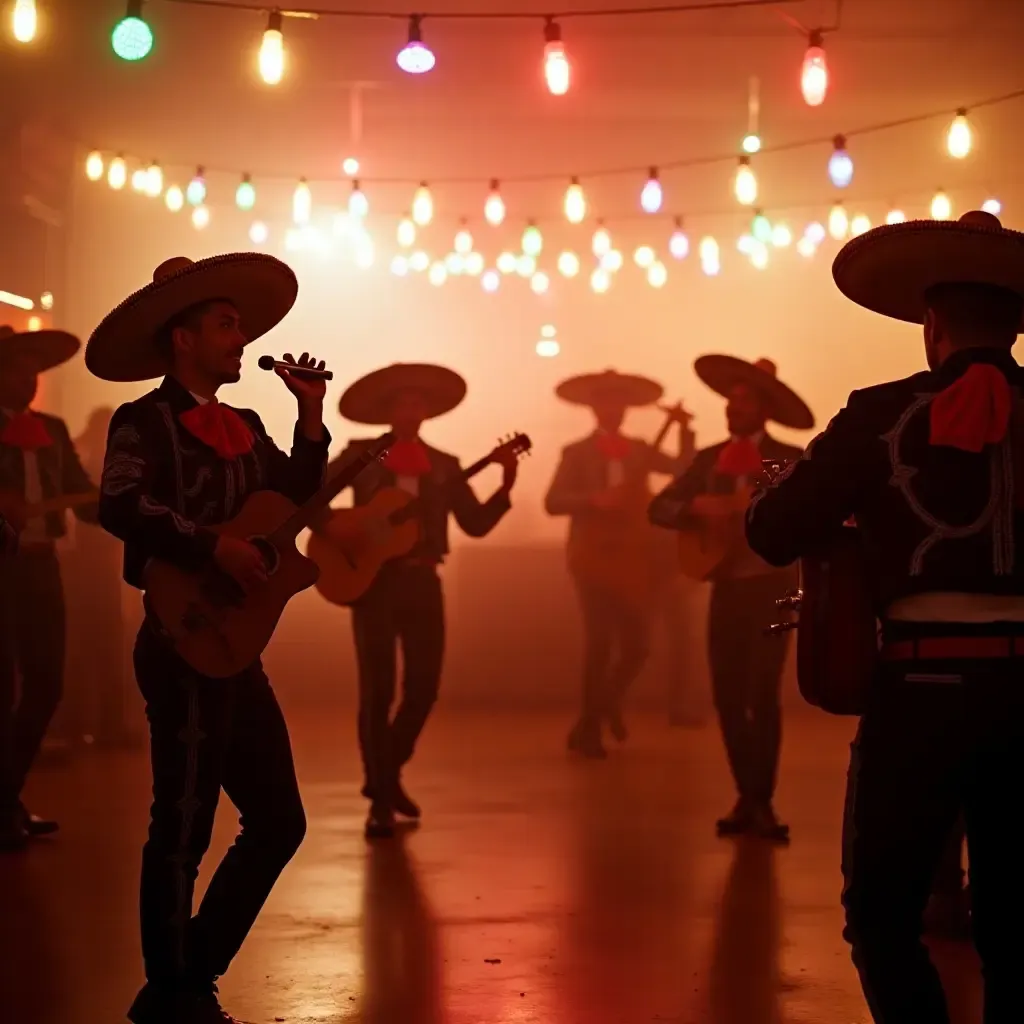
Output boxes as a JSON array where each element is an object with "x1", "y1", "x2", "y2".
[
  {"x1": 145, "y1": 162, "x2": 163, "y2": 198},
  {"x1": 592, "y1": 226, "x2": 611, "y2": 257},
  {"x1": 516, "y1": 254, "x2": 537, "y2": 277},
  {"x1": 454, "y1": 226, "x2": 473, "y2": 254},
  {"x1": 107, "y1": 156, "x2": 127, "y2": 190},
  {"x1": 564, "y1": 179, "x2": 586, "y2": 224},
  {"x1": 397, "y1": 217, "x2": 416, "y2": 248},
  {"x1": 342, "y1": 157, "x2": 360, "y2": 176},
  {"x1": 931, "y1": 190, "x2": 952, "y2": 220},
  {"x1": 828, "y1": 203, "x2": 848, "y2": 239},
  {"x1": 540, "y1": 323, "x2": 556, "y2": 338},
  {"x1": 428, "y1": 261, "x2": 447, "y2": 286},
  {"x1": 750, "y1": 242, "x2": 769, "y2": 269},
  {"x1": 445, "y1": 252, "x2": 465, "y2": 275},
  {"x1": 530, "y1": 271, "x2": 550, "y2": 294},
  {"x1": 536, "y1": 339, "x2": 561, "y2": 357},
  {"x1": 497, "y1": 252, "x2": 518, "y2": 274},
  {"x1": 85, "y1": 151, "x2": 104, "y2": 182},
  {"x1": 192, "y1": 205, "x2": 210, "y2": 230},
  {"x1": 669, "y1": 226, "x2": 689, "y2": 259},
  {"x1": 590, "y1": 268, "x2": 610, "y2": 293},
  {"x1": 946, "y1": 110, "x2": 972, "y2": 159},
  {"x1": 543, "y1": 39, "x2": 570, "y2": 95},
  {"x1": 885, "y1": 209, "x2": 906, "y2": 225},
  {"x1": 805, "y1": 221, "x2": 826, "y2": 244},
  {"x1": 850, "y1": 213, "x2": 871, "y2": 236},
  {"x1": 557, "y1": 251, "x2": 580, "y2": 277},
  {"x1": 484, "y1": 182, "x2": 505, "y2": 226},
  {"x1": 601, "y1": 249, "x2": 623, "y2": 273},
  {"x1": 12, "y1": 0, "x2": 37, "y2": 43},
  {"x1": 982, "y1": 198, "x2": 1002, "y2": 216},
  {"x1": 796, "y1": 236, "x2": 816, "y2": 258},
  {"x1": 699, "y1": 236, "x2": 720, "y2": 276},
  {"x1": 771, "y1": 223, "x2": 792, "y2": 247},
  {"x1": 481, "y1": 269, "x2": 500, "y2": 292},
  {"x1": 410, "y1": 251, "x2": 430, "y2": 272},
  {"x1": 165, "y1": 186, "x2": 184, "y2": 213},
  {"x1": 412, "y1": 184, "x2": 433, "y2": 226},
  {"x1": 465, "y1": 252, "x2": 484, "y2": 276},
  {"x1": 390, "y1": 255, "x2": 409, "y2": 276},
  {"x1": 293, "y1": 179, "x2": 312, "y2": 224},
  {"x1": 647, "y1": 261, "x2": 667, "y2": 287},
  {"x1": 640, "y1": 169, "x2": 662, "y2": 214},
  {"x1": 634, "y1": 246, "x2": 655, "y2": 268},
  {"x1": 348, "y1": 182, "x2": 369, "y2": 218},
  {"x1": 131, "y1": 169, "x2": 147, "y2": 192},
  {"x1": 734, "y1": 158, "x2": 757, "y2": 206},
  {"x1": 249, "y1": 221, "x2": 269, "y2": 245},
  {"x1": 259, "y1": 18, "x2": 285, "y2": 85}
]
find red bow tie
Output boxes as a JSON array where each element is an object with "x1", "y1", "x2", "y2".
[
  {"x1": 930, "y1": 362, "x2": 1012, "y2": 453},
  {"x1": 179, "y1": 402, "x2": 255, "y2": 460},
  {"x1": 715, "y1": 436, "x2": 763, "y2": 477},
  {"x1": 0, "y1": 411, "x2": 53, "y2": 451},
  {"x1": 383, "y1": 439, "x2": 432, "y2": 477},
  {"x1": 595, "y1": 433, "x2": 631, "y2": 460}
]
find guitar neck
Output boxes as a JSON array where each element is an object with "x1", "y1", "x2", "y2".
[{"x1": 390, "y1": 452, "x2": 494, "y2": 526}]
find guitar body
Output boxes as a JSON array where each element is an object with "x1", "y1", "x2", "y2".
[
  {"x1": 676, "y1": 488, "x2": 753, "y2": 582},
  {"x1": 144, "y1": 490, "x2": 321, "y2": 679},
  {"x1": 307, "y1": 487, "x2": 421, "y2": 607}
]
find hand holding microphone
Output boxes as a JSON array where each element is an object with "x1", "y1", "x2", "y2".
[{"x1": 262, "y1": 353, "x2": 329, "y2": 438}]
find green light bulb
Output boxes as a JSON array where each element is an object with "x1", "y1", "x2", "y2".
[
  {"x1": 186, "y1": 173, "x2": 206, "y2": 207},
  {"x1": 522, "y1": 224, "x2": 543, "y2": 257},
  {"x1": 112, "y1": 16, "x2": 153, "y2": 61},
  {"x1": 752, "y1": 212, "x2": 772, "y2": 243},
  {"x1": 236, "y1": 177, "x2": 256, "y2": 211}
]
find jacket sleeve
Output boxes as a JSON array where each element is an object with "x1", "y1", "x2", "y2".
[
  {"x1": 55, "y1": 420, "x2": 100, "y2": 525},
  {"x1": 745, "y1": 392, "x2": 869, "y2": 567},
  {"x1": 647, "y1": 453, "x2": 708, "y2": 530},
  {"x1": 98, "y1": 403, "x2": 219, "y2": 568},
  {"x1": 0, "y1": 513, "x2": 16, "y2": 557},
  {"x1": 248, "y1": 413, "x2": 332, "y2": 506},
  {"x1": 544, "y1": 446, "x2": 594, "y2": 516},
  {"x1": 449, "y1": 463, "x2": 511, "y2": 538},
  {"x1": 647, "y1": 428, "x2": 696, "y2": 477}
]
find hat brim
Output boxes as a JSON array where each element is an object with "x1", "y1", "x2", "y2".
[
  {"x1": 832, "y1": 219, "x2": 1024, "y2": 329},
  {"x1": 556, "y1": 372, "x2": 663, "y2": 408},
  {"x1": 0, "y1": 330, "x2": 80, "y2": 373},
  {"x1": 695, "y1": 354, "x2": 815, "y2": 430},
  {"x1": 339, "y1": 363, "x2": 468, "y2": 425},
  {"x1": 85, "y1": 253, "x2": 298, "y2": 383}
]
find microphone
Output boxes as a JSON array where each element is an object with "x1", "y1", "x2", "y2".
[{"x1": 257, "y1": 355, "x2": 333, "y2": 381}]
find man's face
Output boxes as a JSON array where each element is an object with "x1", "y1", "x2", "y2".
[
  {"x1": 174, "y1": 301, "x2": 246, "y2": 385},
  {"x1": 923, "y1": 307, "x2": 943, "y2": 370},
  {"x1": 389, "y1": 389, "x2": 430, "y2": 435},
  {"x1": 592, "y1": 399, "x2": 627, "y2": 433},
  {"x1": 0, "y1": 353, "x2": 40, "y2": 411},
  {"x1": 725, "y1": 383, "x2": 766, "y2": 437}
]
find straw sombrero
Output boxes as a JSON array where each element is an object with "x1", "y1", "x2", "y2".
[
  {"x1": 0, "y1": 324, "x2": 80, "y2": 373},
  {"x1": 833, "y1": 210, "x2": 1024, "y2": 328},
  {"x1": 695, "y1": 355, "x2": 814, "y2": 430},
  {"x1": 555, "y1": 369, "x2": 663, "y2": 408},
  {"x1": 339, "y1": 363, "x2": 467, "y2": 425},
  {"x1": 85, "y1": 253, "x2": 298, "y2": 383}
]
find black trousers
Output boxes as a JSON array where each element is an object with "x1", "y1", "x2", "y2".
[
  {"x1": 134, "y1": 621, "x2": 306, "y2": 990},
  {"x1": 574, "y1": 581, "x2": 650, "y2": 727},
  {"x1": 842, "y1": 659, "x2": 1024, "y2": 1023},
  {"x1": 707, "y1": 573, "x2": 794, "y2": 805},
  {"x1": 0, "y1": 547, "x2": 65, "y2": 821},
  {"x1": 933, "y1": 817, "x2": 966, "y2": 896},
  {"x1": 351, "y1": 562, "x2": 445, "y2": 799}
]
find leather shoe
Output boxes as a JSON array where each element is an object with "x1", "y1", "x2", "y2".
[
  {"x1": 128, "y1": 983, "x2": 245, "y2": 1023},
  {"x1": 567, "y1": 721, "x2": 607, "y2": 759},
  {"x1": 19, "y1": 803, "x2": 59, "y2": 837},
  {"x1": 607, "y1": 709, "x2": 628, "y2": 743},
  {"x1": 715, "y1": 799, "x2": 755, "y2": 836},
  {"x1": 361, "y1": 782, "x2": 420, "y2": 820},
  {"x1": 749, "y1": 803, "x2": 790, "y2": 843},
  {"x1": 365, "y1": 803, "x2": 395, "y2": 840}
]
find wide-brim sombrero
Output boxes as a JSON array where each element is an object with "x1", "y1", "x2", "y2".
[
  {"x1": 695, "y1": 354, "x2": 814, "y2": 430},
  {"x1": 85, "y1": 253, "x2": 298, "y2": 383},
  {"x1": 556, "y1": 369, "x2": 663, "y2": 408},
  {"x1": 0, "y1": 324, "x2": 80, "y2": 373},
  {"x1": 339, "y1": 363, "x2": 468, "y2": 425},
  {"x1": 833, "y1": 209, "x2": 1024, "y2": 329}
]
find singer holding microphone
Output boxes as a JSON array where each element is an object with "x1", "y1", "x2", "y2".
[{"x1": 87, "y1": 254, "x2": 331, "y2": 1024}]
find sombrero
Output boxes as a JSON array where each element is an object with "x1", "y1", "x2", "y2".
[
  {"x1": 85, "y1": 253, "x2": 298, "y2": 383},
  {"x1": 833, "y1": 210, "x2": 1024, "y2": 329},
  {"x1": 339, "y1": 363, "x2": 467, "y2": 425},
  {"x1": 695, "y1": 355, "x2": 814, "y2": 430},
  {"x1": 0, "y1": 324, "x2": 80, "y2": 372},
  {"x1": 555, "y1": 369, "x2": 663, "y2": 408}
]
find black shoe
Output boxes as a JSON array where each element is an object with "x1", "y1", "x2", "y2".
[
  {"x1": 19, "y1": 803, "x2": 59, "y2": 837},
  {"x1": 128, "y1": 982, "x2": 244, "y2": 1023},
  {"x1": 715, "y1": 799, "x2": 755, "y2": 836},
  {"x1": 567, "y1": 721, "x2": 607, "y2": 759},
  {"x1": 607, "y1": 709, "x2": 628, "y2": 743},
  {"x1": 365, "y1": 804, "x2": 395, "y2": 840},
  {"x1": 361, "y1": 782, "x2": 421, "y2": 820},
  {"x1": 749, "y1": 803, "x2": 790, "y2": 843}
]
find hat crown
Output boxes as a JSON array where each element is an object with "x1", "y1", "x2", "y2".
[
  {"x1": 959, "y1": 210, "x2": 1002, "y2": 230},
  {"x1": 754, "y1": 358, "x2": 777, "y2": 377},
  {"x1": 153, "y1": 257, "x2": 195, "y2": 284}
]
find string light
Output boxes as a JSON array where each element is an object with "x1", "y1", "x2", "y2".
[
  {"x1": 558, "y1": 251, "x2": 580, "y2": 277},
  {"x1": 85, "y1": 151, "x2": 104, "y2": 181},
  {"x1": 828, "y1": 135, "x2": 853, "y2": 188},
  {"x1": 540, "y1": 324, "x2": 556, "y2": 339},
  {"x1": 482, "y1": 269, "x2": 500, "y2": 292},
  {"x1": 564, "y1": 178, "x2": 586, "y2": 223},
  {"x1": 410, "y1": 251, "x2": 429, "y2": 272},
  {"x1": 537, "y1": 338, "x2": 560, "y2": 357},
  {"x1": 348, "y1": 180, "x2": 369, "y2": 218},
  {"x1": 259, "y1": 11, "x2": 285, "y2": 85},
  {"x1": 592, "y1": 223, "x2": 611, "y2": 258},
  {"x1": 737, "y1": 234, "x2": 756, "y2": 256},
  {"x1": 669, "y1": 218, "x2": 689, "y2": 259},
  {"x1": 590, "y1": 268, "x2": 610, "y2": 293},
  {"x1": 516, "y1": 254, "x2": 537, "y2": 277},
  {"x1": 40, "y1": 291, "x2": 53, "y2": 311},
  {"x1": 131, "y1": 168, "x2": 148, "y2": 193},
  {"x1": 112, "y1": 0, "x2": 153, "y2": 62},
  {"x1": 342, "y1": 157, "x2": 360, "y2": 176},
  {"x1": 390, "y1": 255, "x2": 409, "y2": 276},
  {"x1": 143, "y1": 161, "x2": 162, "y2": 197},
  {"x1": 236, "y1": 174, "x2": 256, "y2": 211},
  {"x1": 946, "y1": 109, "x2": 972, "y2": 159},
  {"x1": 353, "y1": 233, "x2": 374, "y2": 268},
  {"x1": 428, "y1": 261, "x2": 447, "y2": 286},
  {"x1": 850, "y1": 213, "x2": 871, "y2": 236},
  {"x1": 982, "y1": 197, "x2": 1002, "y2": 215},
  {"x1": 885, "y1": 208, "x2": 906, "y2": 224},
  {"x1": 397, "y1": 15, "x2": 434, "y2": 74},
  {"x1": 699, "y1": 236, "x2": 720, "y2": 276},
  {"x1": 445, "y1": 252, "x2": 465, "y2": 275},
  {"x1": 601, "y1": 249, "x2": 624, "y2": 272},
  {"x1": 530, "y1": 271, "x2": 550, "y2": 294},
  {"x1": 293, "y1": 178, "x2": 312, "y2": 224},
  {"x1": 27, "y1": 316, "x2": 42, "y2": 331},
  {"x1": 12, "y1": 0, "x2": 37, "y2": 44},
  {"x1": 634, "y1": 245, "x2": 655, "y2": 268},
  {"x1": 828, "y1": 202, "x2": 848, "y2": 239},
  {"x1": 249, "y1": 221, "x2": 269, "y2": 244},
  {"x1": 192, "y1": 205, "x2": 210, "y2": 230},
  {"x1": 465, "y1": 252, "x2": 484, "y2": 275},
  {"x1": 454, "y1": 222, "x2": 473, "y2": 254},
  {"x1": 931, "y1": 189, "x2": 952, "y2": 220},
  {"x1": 752, "y1": 211, "x2": 772, "y2": 243},
  {"x1": 107, "y1": 155, "x2": 127, "y2": 190},
  {"x1": 742, "y1": 133, "x2": 761, "y2": 154},
  {"x1": 801, "y1": 29, "x2": 827, "y2": 106},
  {"x1": 497, "y1": 251, "x2": 517, "y2": 274},
  {"x1": 640, "y1": 168, "x2": 663, "y2": 214},
  {"x1": 412, "y1": 183, "x2": 433, "y2": 225},
  {"x1": 734, "y1": 157, "x2": 757, "y2": 206},
  {"x1": 543, "y1": 18, "x2": 570, "y2": 95},
  {"x1": 796, "y1": 236, "x2": 816, "y2": 258},
  {"x1": 186, "y1": 168, "x2": 206, "y2": 206},
  {"x1": 771, "y1": 223, "x2": 792, "y2": 247},
  {"x1": 484, "y1": 181, "x2": 506, "y2": 226},
  {"x1": 647, "y1": 261, "x2": 667, "y2": 287},
  {"x1": 397, "y1": 216, "x2": 416, "y2": 248},
  {"x1": 750, "y1": 242, "x2": 769, "y2": 269},
  {"x1": 805, "y1": 221, "x2": 826, "y2": 244},
  {"x1": 522, "y1": 222, "x2": 543, "y2": 256}
]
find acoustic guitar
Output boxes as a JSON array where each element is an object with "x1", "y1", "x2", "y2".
[
  {"x1": 307, "y1": 433, "x2": 532, "y2": 607},
  {"x1": 142, "y1": 434, "x2": 393, "y2": 679},
  {"x1": 676, "y1": 485, "x2": 755, "y2": 582},
  {"x1": 0, "y1": 490, "x2": 98, "y2": 528}
]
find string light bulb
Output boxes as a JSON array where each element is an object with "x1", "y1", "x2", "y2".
[
  {"x1": 412, "y1": 183, "x2": 433, "y2": 226},
  {"x1": 885, "y1": 209, "x2": 906, "y2": 224},
  {"x1": 752, "y1": 211, "x2": 772, "y2": 243},
  {"x1": 750, "y1": 242, "x2": 769, "y2": 270},
  {"x1": 564, "y1": 178, "x2": 586, "y2": 224},
  {"x1": 481, "y1": 269, "x2": 500, "y2": 292},
  {"x1": 828, "y1": 202, "x2": 848, "y2": 240},
  {"x1": 107, "y1": 155, "x2": 127, "y2": 190},
  {"x1": 446, "y1": 252, "x2": 467, "y2": 275},
  {"x1": 543, "y1": 18, "x2": 570, "y2": 96},
  {"x1": 850, "y1": 213, "x2": 871, "y2": 236},
  {"x1": 557, "y1": 251, "x2": 580, "y2": 277},
  {"x1": 249, "y1": 221, "x2": 269, "y2": 245},
  {"x1": 397, "y1": 15, "x2": 434, "y2": 74},
  {"x1": 348, "y1": 180, "x2": 369, "y2": 218},
  {"x1": 131, "y1": 168, "x2": 148, "y2": 193},
  {"x1": 112, "y1": 0, "x2": 153, "y2": 61},
  {"x1": 771, "y1": 223, "x2": 792, "y2": 248},
  {"x1": 796, "y1": 236, "x2": 816, "y2": 258},
  {"x1": 828, "y1": 135, "x2": 853, "y2": 188},
  {"x1": 801, "y1": 29, "x2": 827, "y2": 106},
  {"x1": 640, "y1": 168, "x2": 663, "y2": 213},
  {"x1": 531, "y1": 271, "x2": 550, "y2": 294},
  {"x1": 497, "y1": 252, "x2": 517, "y2": 274},
  {"x1": 742, "y1": 133, "x2": 761, "y2": 154},
  {"x1": 982, "y1": 198, "x2": 1002, "y2": 216},
  {"x1": 342, "y1": 157, "x2": 359, "y2": 176},
  {"x1": 397, "y1": 216, "x2": 416, "y2": 248},
  {"x1": 647, "y1": 262, "x2": 668, "y2": 288},
  {"x1": 516, "y1": 254, "x2": 537, "y2": 277},
  {"x1": 428, "y1": 261, "x2": 447, "y2": 286},
  {"x1": 946, "y1": 109, "x2": 972, "y2": 159},
  {"x1": 144, "y1": 161, "x2": 163, "y2": 198},
  {"x1": 522, "y1": 222, "x2": 543, "y2": 257},
  {"x1": 592, "y1": 223, "x2": 611, "y2": 258},
  {"x1": 293, "y1": 178, "x2": 312, "y2": 224},
  {"x1": 165, "y1": 185, "x2": 184, "y2": 212},
  {"x1": 12, "y1": 0, "x2": 38, "y2": 44},
  {"x1": 85, "y1": 151, "x2": 104, "y2": 181},
  {"x1": 931, "y1": 189, "x2": 952, "y2": 220},
  {"x1": 805, "y1": 221, "x2": 826, "y2": 244},
  {"x1": 699, "y1": 236, "x2": 721, "y2": 276},
  {"x1": 186, "y1": 167, "x2": 206, "y2": 206},
  {"x1": 236, "y1": 174, "x2": 256, "y2": 211},
  {"x1": 390, "y1": 255, "x2": 409, "y2": 277},
  {"x1": 465, "y1": 252, "x2": 484, "y2": 276},
  {"x1": 669, "y1": 218, "x2": 689, "y2": 259},
  {"x1": 191, "y1": 205, "x2": 210, "y2": 230},
  {"x1": 454, "y1": 222, "x2": 473, "y2": 255},
  {"x1": 734, "y1": 156, "x2": 757, "y2": 206},
  {"x1": 634, "y1": 245, "x2": 655, "y2": 269},
  {"x1": 590, "y1": 268, "x2": 610, "y2": 293},
  {"x1": 410, "y1": 251, "x2": 429, "y2": 272},
  {"x1": 258, "y1": 10, "x2": 285, "y2": 85},
  {"x1": 601, "y1": 249, "x2": 623, "y2": 273},
  {"x1": 484, "y1": 180, "x2": 505, "y2": 226}
]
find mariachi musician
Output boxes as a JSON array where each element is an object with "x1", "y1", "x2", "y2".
[
  {"x1": 89, "y1": 253, "x2": 330, "y2": 1024},
  {"x1": 745, "y1": 210, "x2": 1024, "y2": 1022},
  {"x1": 317, "y1": 363, "x2": 519, "y2": 840},
  {"x1": 0, "y1": 322, "x2": 99, "y2": 851},
  {"x1": 544, "y1": 369, "x2": 694, "y2": 759},
  {"x1": 648, "y1": 356, "x2": 813, "y2": 841}
]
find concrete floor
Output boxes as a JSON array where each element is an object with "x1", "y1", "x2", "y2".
[{"x1": 0, "y1": 708, "x2": 982, "y2": 1024}]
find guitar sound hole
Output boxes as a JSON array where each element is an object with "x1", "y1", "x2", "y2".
[{"x1": 249, "y1": 536, "x2": 280, "y2": 576}]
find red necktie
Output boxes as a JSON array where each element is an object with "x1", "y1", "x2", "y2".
[
  {"x1": 715, "y1": 436, "x2": 763, "y2": 476},
  {"x1": 929, "y1": 362, "x2": 1012, "y2": 453},
  {"x1": 179, "y1": 401, "x2": 255, "y2": 460},
  {"x1": 595, "y1": 433, "x2": 631, "y2": 460},
  {"x1": 0, "y1": 412, "x2": 53, "y2": 451},
  {"x1": 383, "y1": 439, "x2": 432, "y2": 477}
]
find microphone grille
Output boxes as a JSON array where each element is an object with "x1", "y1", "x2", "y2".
[{"x1": 257, "y1": 355, "x2": 275, "y2": 370}]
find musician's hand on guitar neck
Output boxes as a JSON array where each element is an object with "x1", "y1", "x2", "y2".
[
  {"x1": 494, "y1": 447, "x2": 519, "y2": 491},
  {"x1": 213, "y1": 536, "x2": 268, "y2": 593}
]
